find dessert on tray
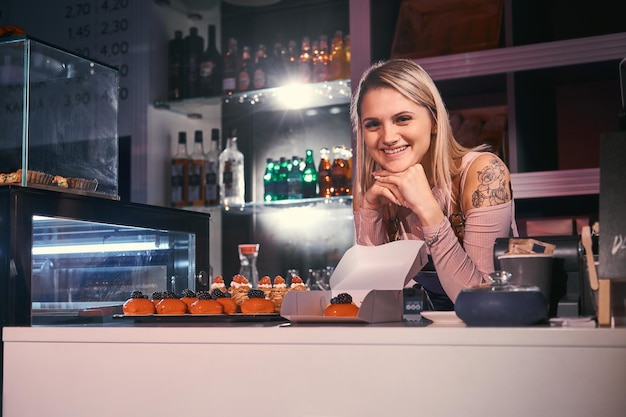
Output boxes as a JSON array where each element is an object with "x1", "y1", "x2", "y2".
[
  {"x1": 229, "y1": 274, "x2": 252, "y2": 306},
  {"x1": 156, "y1": 291, "x2": 187, "y2": 315},
  {"x1": 180, "y1": 289, "x2": 198, "y2": 310},
  {"x1": 258, "y1": 275, "x2": 273, "y2": 299},
  {"x1": 209, "y1": 275, "x2": 227, "y2": 294},
  {"x1": 270, "y1": 275, "x2": 289, "y2": 313},
  {"x1": 289, "y1": 275, "x2": 308, "y2": 291},
  {"x1": 123, "y1": 291, "x2": 155, "y2": 315},
  {"x1": 241, "y1": 289, "x2": 275, "y2": 314},
  {"x1": 324, "y1": 293, "x2": 359, "y2": 317},
  {"x1": 189, "y1": 291, "x2": 223, "y2": 314},
  {"x1": 211, "y1": 289, "x2": 238, "y2": 314}
]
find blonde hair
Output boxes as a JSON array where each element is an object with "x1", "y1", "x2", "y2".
[{"x1": 350, "y1": 59, "x2": 481, "y2": 210}]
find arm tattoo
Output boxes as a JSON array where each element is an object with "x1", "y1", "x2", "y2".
[{"x1": 471, "y1": 158, "x2": 510, "y2": 208}]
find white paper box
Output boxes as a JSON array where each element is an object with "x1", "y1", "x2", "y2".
[{"x1": 281, "y1": 240, "x2": 427, "y2": 323}]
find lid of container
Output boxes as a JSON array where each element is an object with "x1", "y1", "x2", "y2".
[{"x1": 460, "y1": 270, "x2": 542, "y2": 293}]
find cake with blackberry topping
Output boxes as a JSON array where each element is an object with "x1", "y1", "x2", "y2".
[
  {"x1": 189, "y1": 291, "x2": 223, "y2": 314},
  {"x1": 211, "y1": 289, "x2": 238, "y2": 314},
  {"x1": 155, "y1": 291, "x2": 187, "y2": 315},
  {"x1": 180, "y1": 288, "x2": 198, "y2": 310},
  {"x1": 240, "y1": 289, "x2": 275, "y2": 314},
  {"x1": 324, "y1": 292, "x2": 359, "y2": 317},
  {"x1": 123, "y1": 291, "x2": 155, "y2": 315}
]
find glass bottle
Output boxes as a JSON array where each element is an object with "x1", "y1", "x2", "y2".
[
  {"x1": 287, "y1": 155, "x2": 303, "y2": 199},
  {"x1": 271, "y1": 159, "x2": 281, "y2": 200},
  {"x1": 313, "y1": 35, "x2": 329, "y2": 83},
  {"x1": 219, "y1": 129, "x2": 245, "y2": 209},
  {"x1": 252, "y1": 44, "x2": 268, "y2": 90},
  {"x1": 298, "y1": 36, "x2": 312, "y2": 84},
  {"x1": 198, "y1": 24, "x2": 222, "y2": 97},
  {"x1": 331, "y1": 145, "x2": 349, "y2": 196},
  {"x1": 285, "y1": 40, "x2": 298, "y2": 83},
  {"x1": 276, "y1": 156, "x2": 289, "y2": 200},
  {"x1": 263, "y1": 158, "x2": 275, "y2": 202},
  {"x1": 189, "y1": 130, "x2": 206, "y2": 206},
  {"x1": 182, "y1": 27, "x2": 204, "y2": 98},
  {"x1": 238, "y1": 243, "x2": 259, "y2": 288},
  {"x1": 205, "y1": 128, "x2": 220, "y2": 206},
  {"x1": 167, "y1": 30, "x2": 184, "y2": 100},
  {"x1": 237, "y1": 45, "x2": 252, "y2": 92},
  {"x1": 329, "y1": 30, "x2": 347, "y2": 81},
  {"x1": 318, "y1": 147, "x2": 333, "y2": 197},
  {"x1": 171, "y1": 132, "x2": 190, "y2": 207},
  {"x1": 222, "y1": 37, "x2": 239, "y2": 95},
  {"x1": 345, "y1": 147, "x2": 353, "y2": 196},
  {"x1": 267, "y1": 42, "x2": 285, "y2": 88},
  {"x1": 302, "y1": 148, "x2": 318, "y2": 198}
]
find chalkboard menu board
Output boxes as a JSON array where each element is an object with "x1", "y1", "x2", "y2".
[{"x1": 599, "y1": 132, "x2": 626, "y2": 278}]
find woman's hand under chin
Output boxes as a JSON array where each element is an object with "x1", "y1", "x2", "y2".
[{"x1": 368, "y1": 164, "x2": 443, "y2": 226}]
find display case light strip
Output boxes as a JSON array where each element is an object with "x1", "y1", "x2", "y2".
[{"x1": 32, "y1": 241, "x2": 169, "y2": 255}]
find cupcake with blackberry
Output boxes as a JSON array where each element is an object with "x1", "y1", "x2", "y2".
[
  {"x1": 211, "y1": 289, "x2": 238, "y2": 314},
  {"x1": 123, "y1": 291, "x2": 155, "y2": 315},
  {"x1": 189, "y1": 291, "x2": 223, "y2": 314},
  {"x1": 324, "y1": 293, "x2": 359, "y2": 317},
  {"x1": 180, "y1": 289, "x2": 198, "y2": 311},
  {"x1": 155, "y1": 291, "x2": 187, "y2": 315},
  {"x1": 241, "y1": 289, "x2": 275, "y2": 314}
]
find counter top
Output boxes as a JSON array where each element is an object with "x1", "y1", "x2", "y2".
[{"x1": 4, "y1": 324, "x2": 626, "y2": 417}]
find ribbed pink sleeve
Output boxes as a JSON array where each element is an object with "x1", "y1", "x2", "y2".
[{"x1": 354, "y1": 200, "x2": 516, "y2": 303}]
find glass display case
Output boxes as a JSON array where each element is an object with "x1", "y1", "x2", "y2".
[
  {"x1": 0, "y1": 186, "x2": 211, "y2": 326},
  {"x1": 0, "y1": 36, "x2": 119, "y2": 199}
]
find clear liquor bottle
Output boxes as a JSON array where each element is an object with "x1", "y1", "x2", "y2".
[
  {"x1": 219, "y1": 129, "x2": 245, "y2": 209},
  {"x1": 205, "y1": 128, "x2": 220, "y2": 206}
]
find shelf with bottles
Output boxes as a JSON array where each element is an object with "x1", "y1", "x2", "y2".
[
  {"x1": 185, "y1": 195, "x2": 353, "y2": 216},
  {"x1": 154, "y1": 77, "x2": 351, "y2": 118}
]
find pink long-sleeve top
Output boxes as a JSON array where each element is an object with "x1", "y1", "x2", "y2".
[{"x1": 354, "y1": 152, "x2": 518, "y2": 303}]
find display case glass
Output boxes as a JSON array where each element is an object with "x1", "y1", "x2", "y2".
[
  {"x1": 0, "y1": 36, "x2": 119, "y2": 198},
  {"x1": 0, "y1": 186, "x2": 211, "y2": 326}
]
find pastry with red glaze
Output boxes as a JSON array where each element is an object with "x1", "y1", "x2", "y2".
[
  {"x1": 240, "y1": 289, "x2": 275, "y2": 314},
  {"x1": 156, "y1": 291, "x2": 187, "y2": 315},
  {"x1": 324, "y1": 293, "x2": 359, "y2": 317},
  {"x1": 189, "y1": 291, "x2": 224, "y2": 314},
  {"x1": 211, "y1": 289, "x2": 238, "y2": 314},
  {"x1": 123, "y1": 291, "x2": 155, "y2": 315},
  {"x1": 180, "y1": 289, "x2": 198, "y2": 311},
  {"x1": 150, "y1": 291, "x2": 164, "y2": 309}
]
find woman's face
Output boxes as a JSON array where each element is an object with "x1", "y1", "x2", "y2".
[{"x1": 360, "y1": 87, "x2": 433, "y2": 173}]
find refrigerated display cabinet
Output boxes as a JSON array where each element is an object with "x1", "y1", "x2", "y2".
[{"x1": 0, "y1": 185, "x2": 211, "y2": 326}]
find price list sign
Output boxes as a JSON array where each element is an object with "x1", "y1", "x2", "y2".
[{"x1": 4, "y1": 0, "x2": 154, "y2": 137}]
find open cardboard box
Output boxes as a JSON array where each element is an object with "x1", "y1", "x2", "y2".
[{"x1": 281, "y1": 240, "x2": 427, "y2": 323}]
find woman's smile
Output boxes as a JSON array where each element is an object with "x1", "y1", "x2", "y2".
[{"x1": 361, "y1": 87, "x2": 433, "y2": 173}]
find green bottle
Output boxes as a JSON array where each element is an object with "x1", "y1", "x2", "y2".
[
  {"x1": 302, "y1": 149, "x2": 318, "y2": 198},
  {"x1": 263, "y1": 158, "x2": 275, "y2": 202}
]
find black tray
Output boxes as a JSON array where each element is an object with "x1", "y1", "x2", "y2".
[{"x1": 112, "y1": 313, "x2": 289, "y2": 324}]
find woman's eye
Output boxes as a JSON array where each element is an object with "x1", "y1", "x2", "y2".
[
  {"x1": 396, "y1": 115, "x2": 411, "y2": 123},
  {"x1": 363, "y1": 120, "x2": 380, "y2": 129}
]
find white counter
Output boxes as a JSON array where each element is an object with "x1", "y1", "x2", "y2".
[{"x1": 3, "y1": 324, "x2": 626, "y2": 417}]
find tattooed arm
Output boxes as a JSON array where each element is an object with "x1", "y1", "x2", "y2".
[{"x1": 423, "y1": 152, "x2": 516, "y2": 302}]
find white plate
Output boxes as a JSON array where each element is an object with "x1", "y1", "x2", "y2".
[{"x1": 420, "y1": 311, "x2": 464, "y2": 325}]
